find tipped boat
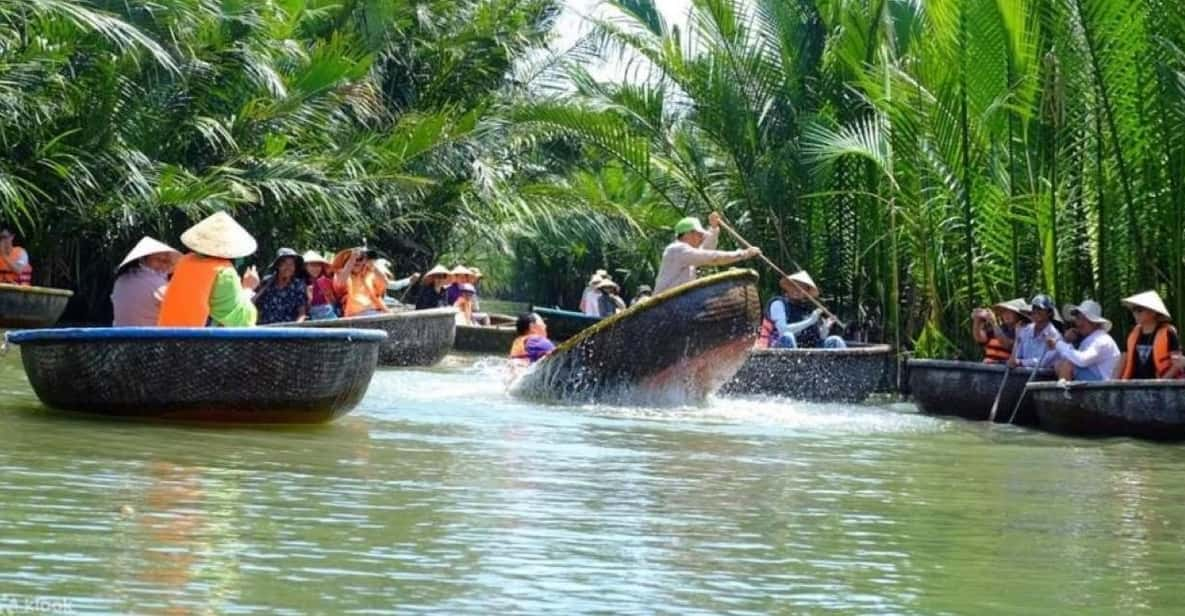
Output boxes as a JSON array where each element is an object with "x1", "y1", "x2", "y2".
[
  {"x1": 511, "y1": 270, "x2": 761, "y2": 406},
  {"x1": 0, "y1": 283, "x2": 73, "y2": 328},
  {"x1": 721, "y1": 343, "x2": 894, "y2": 402},
  {"x1": 1027, "y1": 380, "x2": 1185, "y2": 440},
  {"x1": 284, "y1": 308, "x2": 456, "y2": 366},
  {"x1": 529, "y1": 306, "x2": 601, "y2": 343},
  {"x1": 906, "y1": 359, "x2": 1051, "y2": 424},
  {"x1": 6, "y1": 327, "x2": 386, "y2": 423}
]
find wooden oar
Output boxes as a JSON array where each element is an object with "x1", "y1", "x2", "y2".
[
  {"x1": 716, "y1": 218, "x2": 844, "y2": 327},
  {"x1": 986, "y1": 366, "x2": 1011, "y2": 422},
  {"x1": 1007, "y1": 351, "x2": 1051, "y2": 424}
]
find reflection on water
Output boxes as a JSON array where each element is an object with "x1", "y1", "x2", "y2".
[{"x1": 4, "y1": 351, "x2": 1185, "y2": 612}]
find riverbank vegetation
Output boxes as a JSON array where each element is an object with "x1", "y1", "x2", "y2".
[{"x1": 3, "y1": 0, "x2": 1183, "y2": 356}]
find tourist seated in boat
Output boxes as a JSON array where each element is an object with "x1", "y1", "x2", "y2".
[
  {"x1": 157, "y1": 211, "x2": 260, "y2": 327},
  {"x1": 1119, "y1": 290, "x2": 1182, "y2": 379},
  {"x1": 654, "y1": 212, "x2": 760, "y2": 294},
  {"x1": 631, "y1": 285, "x2": 653, "y2": 306},
  {"x1": 1046, "y1": 300, "x2": 1120, "y2": 381},
  {"x1": 455, "y1": 283, "x2": 479, "y2": 325},
  {"x1": 375, "y1": 258, "x2": 420, "y2": 295},
  {"x1": 413, "y1": 264, "x2": 451, "y2": 310},
  {"x1": 0, "y1": 226, "x2": 32, "y2": 286},
  {"x1": 596, "y1": 278, "x2": 627, "y2": 317},
  {"x1": 1008, "y1": 294, "x2": 1062, "y2": 369},
  {"x1": 581, "y1": 270, "x2": 608, "y2": 315},
  {"x1": 111, "y1": 237, "x2": 181, "y2": 326},
  {"x1": 757, "y1": 271, "x2": 846, "y2": 349},
  {"x1": 303, "y1": 251, "x2": 338, "y2": 320},
  {"x1": 333, "y1": 248, "x2": 390, "y2": 317},
  {"x1": 509, "y1": 312, "x2": 556, "y2": 364},
  {"x1": 972, "y1": 299, "x2": 1029, "y2": 364},
  {"x1": 254, "y1": 248, "x2": 308, "y2": 325},
  {"x1": 445, "y1": 265, "x2": 474, "y2": 305}
]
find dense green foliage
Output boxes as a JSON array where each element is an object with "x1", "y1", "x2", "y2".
[{"x1": 521, "y1": 0, "x2": 1185, "y2": 356}]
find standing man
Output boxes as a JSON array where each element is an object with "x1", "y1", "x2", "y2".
[
  {"x1": 0, "y1": 226, "x2": 32, "y2": 285},
  {"x1": 653, "y1": 212, "x2": 760, "y2": 294}
]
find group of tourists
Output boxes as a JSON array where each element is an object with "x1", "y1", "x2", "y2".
[
  {"x1": 973, "y1": 291, "x2": 1183, "y2": 382},
  {"x1": 578, "y1": 270, "x2": 631, "y2": 317},
  {"x1": 412, "y1": 264, "x2": 489, "y2": 326}
]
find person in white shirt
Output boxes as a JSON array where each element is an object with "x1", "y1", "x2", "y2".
[
  {"x1": 1046, "y1": 300, "x2": 1120, "y2": 381},
  {"x1": 653, "y1": 212, "x2": 760, "y2": 294},
  {"x1": 579, "y1": 270, "x2": 607, "y2": 316},
  {"x1": 1009, "y1": 294, "x2": 1062, "y2": 370}
]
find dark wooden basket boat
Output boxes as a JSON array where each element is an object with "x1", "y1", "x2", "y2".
[
  {"x1": 529, "y1": 306, "x2": 601, "y2": 343},
  {"x1": 0, "y1": 283, "x2": 73, "y2": 328},
  {"x1": 454, "y1": 323, "x2": 518, "y2": 354},
  {"x1": 511, "y1": 270, "x2": 761, "y2": 406},
  {"x1": 721, "y1": 343, "x2": 894, "y2": 402},
  {"x1": 906, "y1": 359, "x2": 1051, "y2": 424},
  {"x1": 1028, "y1": 380, "x2": 1185, "y2": 440},
  {"x1": 284, "y1": 308, "x2": 456, "y2": 366},
  {"x1": 6, "y1": 327, "x2": 386, "y2": 423}
]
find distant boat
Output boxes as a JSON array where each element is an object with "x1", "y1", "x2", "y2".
[
  {"x1": 511, "y1": 270, "x2": 760, "y2": 406},
  {"x1": 454, "y1": 314, "x2": 518, "y2": 355},
  {"x1": 0, "y1": 283, "x2": 72, "y2": 328},
  {"x1": 285, "y1": 307, "x2": 456, "y2": 367},
  {"x1": 1027, "y1": 380, "x2": 1185, "y2": 440},
  {"x1": 529, "y1": 306, "x2": 601, "y2": 343},
  {"x1": 906, "y1": 359, "x2": 1051, "y2": 424},
  {"x1": 7, "y1": 327, "x2": 385, "y2": 423},
  {"x1": 722, "y1": 343, "x2": 893, "y2": 402}
]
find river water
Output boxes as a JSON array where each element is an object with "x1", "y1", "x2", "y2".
[{"x1": 3, "y1": 350, "x2": 1185, "y2": 614}]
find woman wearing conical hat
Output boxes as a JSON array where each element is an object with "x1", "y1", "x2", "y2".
[
  {"x1": 111, "y1": 237, "x2": 181, "y2": 326},
  {"x1": 413, "y1": 264, "x2": 452, "y2": 310},
  {"x1": 1119, "y1": 291, "x2": 1182, "y2": 379},
  {"x1": 758, "y1": 271, "x2": 846, "y2": 349},
  {"x1": 157, "y1": 212, "x2": 260, "y2": 327}
]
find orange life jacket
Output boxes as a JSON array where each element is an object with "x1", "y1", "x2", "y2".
[
  {"x1": 157, "y1": 254, "x2": 231, "y2": 326},
  {"x1": 1122, "y1": 323, "x2": 1176, "y2": 379},
  {"x1": 509, "y1": 335, "x2": 528, "y2": 359},
  {"x1": 0, "y1": 246, "x2": 31, "y2": 285},
  {"x1": 982, "y1": 332, "x2": 1012, "y2": 363},
  {"x1": 339, "y1": 271, "x2": 387, "y2": 317}
]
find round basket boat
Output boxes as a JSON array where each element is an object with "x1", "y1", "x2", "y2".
[
  {"x1": 529, "y1": 306, "x2": 601, "y2": 343},
  {"x1": 0, "y1": 283, "x2": 73, "y2": 328},
  {"x1": 1027, "y1": 380, "x2": 1185, "y2": 440},
  {"x1": 284, "y1": 308, "x2": 456, "y2": 367},
  {"x1": 906, "y1": 359, "x2": 1051, "y2": 425},
  {"x1": 454, "y1": 323, "x2": 518, "y2": 355},
  {"x1": 721, "y1": 343, "x2": 894, "y2": 402},
  {"x1": 6, "y1": 327, "x2": 386, "y2": 423},
  {"x1": 511, "y1": 269, "x2": 761, "y2": 406}
]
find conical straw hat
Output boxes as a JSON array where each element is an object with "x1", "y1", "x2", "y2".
[
  {"x1": 781, "y1": 270, "x2": 819, "y2": 296},
  {"x1": 117, "y1": 236, "x2": 180, "y2": 270},
  {"x1": 451, "y1": 265, "x2": 473, "y2": 277},
  {"x1": 302, "y1": 250, "x2": 330, "y2": 266},
  {"x1": 1122, "y1": 290, "x2": 1172, "y2": 320},
  {"x1": 179, "y1": 211, "x2": 257, "y2": 259},
  {"x1": 992, "y1": 298, "x2": 1030, "y2": 319},
  {"x1": 424, "y1": 264, "x2": 450, "y2": 278}
]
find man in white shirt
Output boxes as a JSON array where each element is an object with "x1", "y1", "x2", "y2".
[
  {"x1": 1009, "y1": 294, "x2": 1062, "y2": 370},
  {"x1": 579, "y1": 270, "x2": 607, "y2": 316},
  {"x1": 653, "y1": 212, "x2": 760, "y2": 294},
  {"x1": 1046, "y1": 300, "x2": 1120, "y2": 381}
]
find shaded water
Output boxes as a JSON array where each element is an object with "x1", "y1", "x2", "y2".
[{"x1": 3, "y1": 349, "x2": 1185, "y2": 613}]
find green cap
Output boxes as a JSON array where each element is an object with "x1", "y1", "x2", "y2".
[{"x1": 674, "y1": 217, "x2": 706, "y2": 236}]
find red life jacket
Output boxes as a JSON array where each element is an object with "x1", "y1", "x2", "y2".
[
  {"x1": 981, "y1": 329, "x2": 1012, "y2": 363},
  {"x1": 157, "y1": 254, "x2": 230, "y2": 326},
  {"x1": 1122, "y1": 324, "x2": 1176, "y2": 379}
]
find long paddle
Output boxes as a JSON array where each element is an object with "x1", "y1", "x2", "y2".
[
  {"x1": 986, "y1": 366, "x2": 1011, "y2": 422},
  {"x1": 715, "y1": 218, "x2": 845, "y2": 328},
  {"x1": 1007, "y1": 351, "x2": 1051, "y2": 425}
]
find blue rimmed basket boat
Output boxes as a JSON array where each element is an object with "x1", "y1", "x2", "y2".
[
  {"x1": 0, "y1": 283, "x2": 72, "y2": 328},
  {"x1": 721, "y1": 343, "x2": 894, "y2": 402},
  {"x1": 1027, "y1": 380, "x2": 1185, "y2": 440},
  {"x1": 6, "y1": 327, "x2": 386, "y2": 423},
  {"x1": 511, "y1": 270, "x2": 761, "y2": 406},
  {"x1": 906, "y1": 359, "x2": 1052, "y2": 425},
  {"x1": 281, "y1": 307, "x2": 456, "y2": 367},
  {"x1": 529, "y1": 306, "x2": 601, "y2": 343}
]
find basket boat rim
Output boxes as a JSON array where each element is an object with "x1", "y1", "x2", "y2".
[
  {"x1": 7, "y1": 326, "x2": 388, "y2": 345},
  {"x1": 0, "y1": 283, "x2": 73, "y2": 298}
]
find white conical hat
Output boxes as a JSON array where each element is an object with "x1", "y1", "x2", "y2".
[
  {"x1": 993, "y1": 298, "x2": 1030, "y2": 318},
  {"x1": 302, "y1": 250, "x2": 330, "y2": 265},
  {"x1": 424, "y1": 264, "x2": 450, "y2": 278},
  {"x1": 179, "y1": 211, "x2": 257, "y2": 259},
  {"x1": 785, "y1": 270, "x2": 817, "y2": 290},
  {"x1": 117, "y1": 236, "x2": 180, "y2": 270},
  {"x1": 1122, "y1": 290, "x2": 1172, "y2": 320}
]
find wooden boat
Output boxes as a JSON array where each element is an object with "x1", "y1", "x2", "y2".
[
  {"x1": 721, "y1": 343, "x2": 894, "y2": 402},
  {"x1": 0, "y1": 283, "x2": 73, "y2": 328},
  {"x1": 1028, "y1": 380, "x2": 1185, "y2": 440},
  {"x1": 6, "y1": 327, "x2": 386, "y2": 423},
  {"x1": 906, "y1": 359, "x2": 1051, "y2": 424},
  {"x1": 529, "y1": 306, "x2": 601, "y2": 343},
  {"x1": 284, "y1": 308, "x2": 456, "y2": 367},
  {"x1": 454, "y1": 323, "x2": 518, "y2": 354},
  {"x1": 511, "y1": 270, "x2": 761, "y2": 406}
]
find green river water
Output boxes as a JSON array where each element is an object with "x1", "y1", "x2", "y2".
[{"x1": 3, "y1": 349, "x2": 1185, "y2": 614}]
